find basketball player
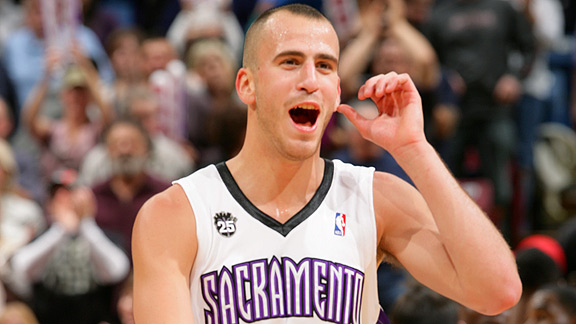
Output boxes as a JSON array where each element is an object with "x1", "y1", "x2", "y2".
[{"x1": 132, "y1": 4, "x2": 521, "y2": 323}]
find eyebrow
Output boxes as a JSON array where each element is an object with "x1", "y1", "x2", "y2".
[{"x1": 274, "y1": 50, "x2": 339, "y2": 65}]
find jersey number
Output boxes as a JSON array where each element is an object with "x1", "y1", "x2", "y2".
[{"x1": 217, "y1": 220, "x2": 236, "y2": 235}]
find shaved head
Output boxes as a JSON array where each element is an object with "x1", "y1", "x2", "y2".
[{"x1": 242, "y1": 4, "x2": 334, "y2": 69}]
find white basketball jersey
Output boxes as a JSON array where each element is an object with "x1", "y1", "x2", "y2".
[{"x1": 174, "y1": 159, "x2": 386, "y2": 324}]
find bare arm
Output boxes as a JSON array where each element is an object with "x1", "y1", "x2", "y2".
[
  {"x1": 22, "y1": 75, "x2": 53, "y2": 143},
  {"x1": 132, "y1": 185, "x2": 197, "y2": 324},
  {"x1": 386, "y1": 0, "x2": 440, "y2": 91},
  {"x1": 22, "y1": 47, "x2": 64, "y2": 142},
  {"x1": 337, "y1": 73, "x2": 521, "y2": 315},
  {"x1": 338, "y1": 0, "x2": 385, "y2": 98},
  {"x1": 71, "y1": 45, "x2": 114, "y2": 126}
]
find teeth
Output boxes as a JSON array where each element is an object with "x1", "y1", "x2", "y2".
[{"x1": 297, "y1": 104, "x2": 316, "y2": 110}]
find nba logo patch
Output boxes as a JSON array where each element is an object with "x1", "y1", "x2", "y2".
[{"x1": 334, "y1": 213, "x2": 346, "y2": 236}]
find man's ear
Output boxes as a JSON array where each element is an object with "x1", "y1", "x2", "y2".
[
  {"x1": 334, "y1": 77, "x2": 341, "y2": 111},
  {"x1": 236, "y1": 68, "x2": 255, "y2": 106}
]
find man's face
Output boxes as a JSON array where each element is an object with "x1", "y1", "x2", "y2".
[
  {"x1": 111, "y1": 35, "x2": 143, "y2": 79},
  {"x1": 524, "y1": 290, "x2": 573, "y2": 324},
  {"x1": 246, "y1": 11, "x2": 341, "y2": 161},
  {"x1": 197, "y1": 52, "x2": 235, "y2": 94},
  {"x1": 141, "y1": 40, "x2": 176, "y2": 76},
  {"x1": 106, "y1": 124, "x2": 149, "y2": 178},
  {"x1": 60, "y1": 86, "x2": 90, "y2": 118}
]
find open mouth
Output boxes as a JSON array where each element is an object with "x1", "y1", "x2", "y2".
[{"x1": 289, "y1": 104, "x2": 319, "y2": 127}]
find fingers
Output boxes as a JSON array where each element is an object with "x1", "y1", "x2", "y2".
[
  {"x1": 358, "y1": 72, "x2": 411, "y2": 101},
  {"x1": 336, "y1": 104, "x2": 370, "y2": 131}
]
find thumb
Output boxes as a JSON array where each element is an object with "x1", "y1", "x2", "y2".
[{"x1": 336, "y1": 104, "x2": 369, "y2": 131}]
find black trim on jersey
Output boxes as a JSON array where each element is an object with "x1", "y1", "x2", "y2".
[{"x1": 215, "y1": 159, "x2": 334, "y2": 237}]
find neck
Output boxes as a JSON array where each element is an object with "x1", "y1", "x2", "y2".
[{"x1": 226, "y1": 150, "x2": 325, "y2": 223}]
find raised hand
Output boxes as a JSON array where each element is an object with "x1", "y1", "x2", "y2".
[{"x1": 336, "y1": 72, "x2": 426, "y2": 157}]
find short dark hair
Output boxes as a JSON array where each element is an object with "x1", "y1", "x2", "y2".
[
  {"x1": 516, "y1": 248, "x2": 562, "y2": 294},
  {"x1": 102, "y1": 118, "x2": 153, "y2": 153},
  {"x1": 391, "y1": 282, "x2": 459, "y2": 324},
  {"x1": 242, "y1": 4, "x2": 331, "y2": 69}
]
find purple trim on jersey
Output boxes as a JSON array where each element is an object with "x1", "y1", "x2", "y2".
[
  {"x1": 200, "y1": 256, "x2": 366, "y2": 323},
  {"x1": 377, "y1": 308, "x2": 390, "y2": 324}
]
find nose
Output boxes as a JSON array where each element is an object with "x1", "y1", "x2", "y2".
[{"x1": 297, "y1": 61, "x2": 319, "y2": 94}]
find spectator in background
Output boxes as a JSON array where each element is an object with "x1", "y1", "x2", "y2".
[
  {"x1": 141, "y1": 37, "x2": 189, "y2": 142},
  {"x1": 105, "y1": 27, "x2": 147, "y2": 115},
  {"x1": 507, "y1": 235, "x2": 565, "y2": 324},
  {"x1": 425, "y1": 0, "x2": 536, "y2": 239},
  {"x1": 9, "y1": 170, "x2": 130, "y2": 324},
  {"x1": 339, "y1": 0, "x2": 440, "y2": 100},
  {"x1": 0, "y1": 0, "x2": 22, "y2": 50},
  {"x1": 92, "y1": 119, "x2": 170, "y2": 258},
  {"x1": 337, "y1": 0, "x2": 457, "y2": 159},
  {"x1": 1, "y1": 0, "x2": 114, "y2": 118},
  {"x1": 140, "y1": 37, "x2": 179, "y2": 79},
  {"x1": 512, "y1": 0, "x2": 565, "y2": 237},
  {"x1": 186, "y1": 38, "x2": 246, "y2": 167},
  {"x1": 23, "y1": 50, "x2": 113, "y2": 199},
  {"x1": 390, "y1": 280, "x2": 460, "y2": 324},
  {"x1": 167, "y1": 1, "x2": 244, "y2": 61},
  {"x1": 0, "y1": 99, "x2": 42, "y2": 203},
  {"x1": 0, "y1": 138, "x2": 44, "y2": 294},
  {"x1": 78, "y1": 86, "x2": 195, "y2": 186},
  {"x1": 524, "y1": 283, "x2": 576, "y2": 324}
]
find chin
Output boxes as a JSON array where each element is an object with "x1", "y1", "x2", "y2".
[{"x1": 281, "y1": 141, "x2": 320, "y2": 162}]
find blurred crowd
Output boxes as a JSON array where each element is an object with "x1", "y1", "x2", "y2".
[{"x1": 0, "y1": 0, "x2": 575, "y2": 323}]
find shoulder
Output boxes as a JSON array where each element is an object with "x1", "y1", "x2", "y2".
[
  {"x1": 138, "y1": 185, "x2": 192, "y2": 221},
  {"x1": 133, "y1": 185, "x2": 197, "y2": 256},
  {"x1": 132, "y1": 185, "x2": 198, "y2": 284},
  {"x1": 372, "y1": 170, "x2": 420, "y2": 205}
]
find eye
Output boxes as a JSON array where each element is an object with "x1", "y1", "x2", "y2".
[
  {"x1": 281, "y1": 58, "x2": 299, "y2": 67},
  {"x1": 317, "y1": 61, "x2": 335, "y2": 73}
]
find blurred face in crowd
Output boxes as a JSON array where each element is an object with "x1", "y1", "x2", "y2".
[
  {"x1": 106, "y1": 122, "x2": 150, "y2": 179},
  {"x1": 110, "y1": 33, "x2": 144, "y2": 81},
  {"x1": 196, "y1": 50, "x2": 236, "y2": 95},
  {"x1": 141, "y1": 38, "x2": 178, "y2": 76},
  {"x1": 60, "y1": 86, "x2": 90, "y2": 121}
]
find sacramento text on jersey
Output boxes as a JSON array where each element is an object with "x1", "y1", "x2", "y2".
[{"x1": 201, "y1": 256, "x2": 366, "y2": 324}]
